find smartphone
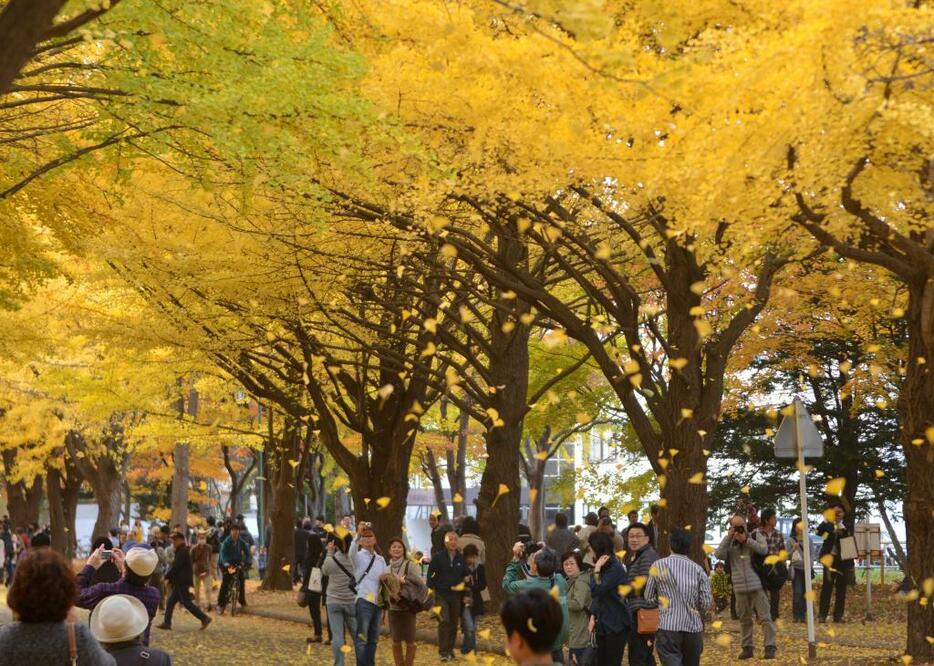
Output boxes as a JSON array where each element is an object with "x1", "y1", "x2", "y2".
[{"x1": 101, "y1": 549, "x2": 112, "y2": 561}]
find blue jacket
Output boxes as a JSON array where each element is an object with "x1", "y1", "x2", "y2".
[
  {"x1": 589, "y1": 557, "x2": 632, "y2": 635},
  {"x1": 219, "y1": 536, "x2": 252, "y2": 567}
]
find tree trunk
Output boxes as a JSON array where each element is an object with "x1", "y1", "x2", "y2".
[
  {"x1": 62, "y1": 463, "x2": 81, "y2": 558},
  {"x1": 423, "y1": 449, "x2": 450, "y2": 525},
  {"x1": 528, "y1": 461, "x2": 546, "y2": 542},
  {"x1": 657, "y1": 430, "x2": 709, "y2": 562},
  {"x1": 170, "y1": 442, "x2": 190, "y2": 529},
  {"x1": 262, "y1": 427, "x2": 300, "y2": 591},
  {"x1": 47, "y1": 467, "x2": 67, "y2": 556},
  {"x1": 334, "y1": 485, "x2": 351, "y2": 522},
  {"x1": 445, "y1": 401, "x2": 470, "y2": 518},
  {"x1": 876, "y1": 495, "x2": 907, "y2": 574},
  {"x1": 1, "y1": 448, "x2": 43, "y2": 530},
  {"x1": 901, "y1": 277, "x2": 933, "y2": 663},
  {"x1": 347, "y1": 435, "x2": 415, "y2": 553},
  {"x1": 0, "y1": 0, "x2": 67, "y2": 95}
]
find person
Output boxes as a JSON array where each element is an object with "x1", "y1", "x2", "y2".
[
  {"x1": 645, "y1": 527, "x2": 712, "y2": 666},
  {"x1": 148, "y1": 527, "x2": 169, "y2": 611},
  {"x1": 645, "y1": 506, "x2": 659, "y2": 548},
  {"x1": 786, "y1": 517, "x2": 811, "y2": 623},
  {"x1": 428, "y1": 530, "x2": 469, "y2": 662},
  {"x1": 190, "y1": 529, "x2": 214, "y2": 611},
  {"x1": 504, "y1": 543, "x2": 569, "y2": 663},
  {"x1": 501, "y1": 588, "x2": 566, "y2": 666},
  {"x1": 458, "y1": 515, "x2": 486, "y2": 564},
  {"x1": 709, "y1": 561, "x2": 731, "y2": 618},
  {"x1": 89, "y1": 536, "x2": 122, "y2": 584},
  {"x1": 294, "y1": 518, "x2": 309, "y2": 585},
  {"x1": 77, "y1": 545, "x2": 161, "y2": 646},
  {"x1": 91, "y1": 595, "x2": 172, "y2": 665},
  {"x1": 217, "y1": 523, "x2": 251, "y2": 614},
  {"x1": 429, "y1": 511, "x2": 453, "y2": 556},
  {"x1": 30, "y1": 531, "x2": 51, "y2": 549},
  {"x1": 462, "y1": 543, "x2": 487, "y2": 657},
  {"x1": 715, "y1": 515, "x2": 776, "y2": 660},
  {"x1": 589, "y1": 531, "x2": 631, "y2": 666},
  {"x1": 562, "y1": 550, "x2": 593, "y2": 666},
  {"x1": 816, "y1": 502, "x2": 853, "y2": 623},
  {"x1": 205, "y1": 516, "x2": 221, "y2": 579},
  {"x1": 157, "y1": 531, "x2": 212, "y2": 631},
  {"x1": 0, "y1": 549, "x2": 116, "y2": 664},
  {"x1": 624, "y1": 522, "x2": 659, "y2": 666},
  {"x1": 0, "y1": 521, "x2": 13, "y2": 584},
  {"x1": 754, "y1": 508, "x2": 786, "y2": 620},
  {"x1": 258, "y1": 545, "x2": 268, "y2": 580},
  {"x1": 577, "y1": 512, "x2": 599, "y2": 567},
  {"x1": 322, "y1": 531, "x2": 357, "y2": 666},
  {"x1": 546, "y1": 512, "x2": 580, "y2": 557},
  {"x1": 597, "y1": 517, "x2": 626, "y2": 554},
  {"x1": 351, "y1": 523, "x2": 387, "y2": 666},
  {"x1": 383, "y1": 537, "x2": 423, "y2": 666},
  {"x1": 302, "y1": 525, "x2": 326, "y2": 644}
]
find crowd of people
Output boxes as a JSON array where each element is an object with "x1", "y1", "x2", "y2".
[{"x1": 0, "y1": 497, "x2": 869, "y2": 665}]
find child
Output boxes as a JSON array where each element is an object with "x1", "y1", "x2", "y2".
[
  {"x1": 500, "y1": 588, "x2": 563, "y2": 665},
  {"x1": 257, "y1": 545, "x2": 268, "y2": 580},
  {"x1": 462, "y1": 543, "x2": 487, "y2": 656},
  {"x1": 710, "y1": 560, "x2": 731, "y2": 617}
]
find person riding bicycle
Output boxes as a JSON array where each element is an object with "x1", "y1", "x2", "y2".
[{"x1": 217, "y1": 524, "x2": 252, "y2": 615}]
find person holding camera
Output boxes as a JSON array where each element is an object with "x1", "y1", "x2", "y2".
[{"x1": 714, "y1": 515, "x2": 777, "y2": 660}]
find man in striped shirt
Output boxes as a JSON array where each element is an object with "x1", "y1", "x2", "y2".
[{"x1": 645, "y1": 527, "x2": 711, "y2": 666}]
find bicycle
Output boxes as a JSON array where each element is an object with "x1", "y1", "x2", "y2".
[{"x1": 226, "y1": 565, "x2": 243, "y2": 617}]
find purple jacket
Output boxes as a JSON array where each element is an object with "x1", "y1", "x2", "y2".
[{"x1": 76, "y1": 564, "x2": 161, "y2": 645}]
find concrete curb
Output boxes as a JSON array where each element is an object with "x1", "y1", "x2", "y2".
[{"x1": 240, "y1": 605, "x2": 507, "y2": 656}]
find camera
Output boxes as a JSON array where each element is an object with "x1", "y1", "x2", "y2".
[
  {"x1": 101, "y1": 549, "x2": 112, "y2": 561},
  {"x1": 734, "y1": 525, "x2": 745, "y2": 534}
]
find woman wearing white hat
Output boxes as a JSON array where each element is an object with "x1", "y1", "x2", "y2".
[
  {"x1": 91, "y1": 595, "x2": 172, "y2": 665},
  {"x1": 77, "y1": 545, "x2": 163, "y2": 646}
]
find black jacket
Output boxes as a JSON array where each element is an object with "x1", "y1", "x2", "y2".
[
  {"x1": 301, "y1": 531, "x2": 325, "y2": 591},
  {"x1": 294, "y1": 527, "x2": 308, "y2": 562},
  {"x1": 430, "y1": 524, "x2": 453, "y2": 555},
  {"x1": 466, "y1": 563, "x2": 487, "y2": 615},
  {"x1": 165, "y1": 544, "x2": 194, "y2": 589},
  {"x1": 427, "y1": 548, "x2": 468, "y2": 596},
  {"x1": 816, "y1": 521, "x2": 855, "y2": 571},
  {"x1": 106, "y1": 640, "x2": 173, "y2": 665}
]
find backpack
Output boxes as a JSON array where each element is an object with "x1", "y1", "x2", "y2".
[
  {"x1": 751, "y1": 533, "x2": 788, "y2": 591},
  {"x1": 396, "y1": 561, "x2": 431, "y2": 613},
  {"x1": 206, "y1": 527, "x2": 221, "y2": 553}
]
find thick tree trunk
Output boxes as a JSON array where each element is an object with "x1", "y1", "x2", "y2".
[
  {"x1": 656, "y1": 429, "x2": 709, "y2": 561},
  {"x1": 423, "y1": 449, "x2": 450, "y2": 525},
  {"x1": 0, "y1": 0, "x2": 67, "y2": 95},
  {"x1": 122, "y1": 480, "x2": 132, "y2": 525},
  {"x1": 901, "y1": 278, "x2": 933, "y2": 663},
  {"x1": 1, "y1": 448, "x2": 43, "y2": 530},
  {"x1": 91, "y1": 471, "x2": 122, "y2": 539},
  {"x1": 62, "y1": 464, "x2": 81, "y2": 558},
  {"x1": 347, "y1": 433, "x2": 415, "y2": 552},
  {"x1": 47, "y1": 467, "x2": 67, "y2": 556},
  {"x1": 170, "y1": 442, "x2": 190, "y2": 529},
  {"x1": 262, "y1": 429, "x2": 300, "y2": 591},
  {"x1": 527, "y1": 462, "x2": 546, "y2": 542}
]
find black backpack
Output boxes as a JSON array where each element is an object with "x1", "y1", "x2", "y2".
[{"x1": 751, "y1": 535, "x2": 789, "y2": 592}]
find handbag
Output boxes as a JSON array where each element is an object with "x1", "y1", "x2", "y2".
[
  {"x1": 637, "y1": 607, "x2": 660, "y2": 635},
  {"x1": 307, "y1": 566, "x2": 323, "y2": 593},
  {"x1": 839, "y1": 535, "x2": 858, "y2": 561},
  {"x1": 295, "y1": 587, "x2": 309, "y2": 608}
]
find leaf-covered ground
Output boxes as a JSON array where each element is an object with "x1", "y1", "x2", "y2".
[{"x1": 0, "y1": 580, "x2": 912, "y2": 664}]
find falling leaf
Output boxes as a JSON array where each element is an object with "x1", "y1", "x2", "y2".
[
  {"x1": 875, "y1": 469, "x2": 886, "y2": 478},
  {"x1": 711, "y1": 620, "x2": 723, "y2": 630},
  {"x1": 281, "y1": 564, "x2": 290, "y2": 572},
  {"x1": 376, "y1": 496, "x2": 391, "y2": 509},
  {"x1": 688, "y1": 472, "x2": 704, "y2": 484},
  {"x1": 714, "y1": 634, "x2": 732, "y2": 646},
  {"x1": 617, "y1": 584, "x2": 632, "y2": 596},
  {"x1": 528, "y1": 488, "x2": 538, "y2": 503},
  {"x1": 377, "y1": 384, "x2": 395, "y2": 400},
  {"x1": 740, "y1": 485, "x2": 750, "y2": 494},
  {"x1": 333, "y1": 476, "x2": 349, "y2": 490},
  {"x1": 824, "y1": 477, "x2": 846, "y2": 496},
  {"x1": 669, "y1": 357, "x2": 688, "y2": 370},
  {"x1": 491, "y1": 483, "x2": 509, "y2": 507},
  {"x1": 288, "y1": 459, "x2": 299, "y2": 468},
  {"x1": 453, "y1": 492, "x2": 463, "y2": 503}
]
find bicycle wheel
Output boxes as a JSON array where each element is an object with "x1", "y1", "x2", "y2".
[{"x1": 230, "y1": 576, "x2": 240, "y2": 617}]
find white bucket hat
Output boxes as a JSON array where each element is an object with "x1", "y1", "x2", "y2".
[
  {"x1": 89, "y1": 595, "x2": 150, "y2": 644},
  {"x1": 125, "y1": 546, "x2": 159, "y2": 577}
]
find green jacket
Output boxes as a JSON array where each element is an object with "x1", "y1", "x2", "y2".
[
  {"x1": 565, "y1": 571, "x2": 592, "y2": 649},
  {"x1": 502, "y1": 559, "x2": 569, "y2": 651}
]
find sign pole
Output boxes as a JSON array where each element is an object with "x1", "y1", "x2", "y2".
[
  {"x1": 866, "y1": 555, "x2": 873, "y2": 620},
  {"x1": 794, "y1": 399, "x2": 818, "y2": 660}
]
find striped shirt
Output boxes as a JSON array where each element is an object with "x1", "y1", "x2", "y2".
[{"x1": 644, "y1": 554, "x2": 712, "y2": 633}]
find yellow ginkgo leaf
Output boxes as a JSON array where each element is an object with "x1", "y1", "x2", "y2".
[
  {"x1": 453, "y1": 492, "x2": 463, "y2": 503},
  {"x1": 534, "y1": 450, "x2": 549, "y2": 460},
  {"x1": 375, "y1": 496, "x2": 391, "y2": 509},
  {"x1": 688, "y1": 472, "x2": 704, "y2": 484},
  {"x1": 711, "y1": 620, "x2": 723, "y2": 630},
  {"x1": 669, "y1": 357, "x2": 688, "y2": 370},
  {"x1": 702, "y1": 544, "x2": 715, "y2": 554},
  {"x1": 824, "y1": 477, "x2": 846, "y2": 496},
  {"x1": 451, "y1": 582, "x2": 465, "y2": 591},
  {"x1": 714, "y1": 633, "x2": 732, "y2": 646},
  {"x1": 528, "y1": 488, "x2": 539, "y2": 503},
  {"x1": 281, "y1": 564, "x2": 290, "y2": 572},
  {"x1": 617, "y1": 584, "x2": 632, "y2": 596},
  {"x1": 432, "y1": 606, "x2": 442, "y2": 615},
  {"x1": 477, "y1": 629, "x2": 491, "y2": 640},
  {"x1": 340, "y1": 645, "x2": 352, "y2": 653}
]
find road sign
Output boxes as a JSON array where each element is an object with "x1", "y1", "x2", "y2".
[
  {"x1": 855, "y1": 523, "x2": 882, "y2": 557},
  {"x1": 774, "y1": 397, "x2": 825, "y2": 458}
]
